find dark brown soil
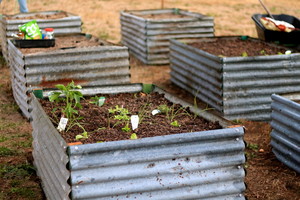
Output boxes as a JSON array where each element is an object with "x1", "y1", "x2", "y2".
[
  {"x1": 4, "y1": 11, "x2": 69, "y2": 20},
  {"x1": 189, "y1": 37, "x2": 291, "y2": 57},
  {"x1": 39, "y1": 92, "x2": 222, "y2": 144},
  {"x1": 242, "y1": 120, "x2": 300, "y2": 200},
  {"x1": 133, "y1": 12, "x2": 192, "y2": 19},
  {"x1": 17, "y1": 35, "x2": 108, "y2": 54}
]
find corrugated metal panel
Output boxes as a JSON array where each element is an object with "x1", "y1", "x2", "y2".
[
  {"x1": 169, "y1": 39, "x2": 223, "y2": 112},
  {"x1": 29, "y1": 83, "x2": 246, "y2": 200},
  {"x1": 223, "y1": 53, "x2": 300, "y2": 120},
  {"x1": 30, "y1": 95, "x2": 71, "y2": 200},
  {"x1": 7, "y1": 35, "x2": 130, "y2": 119},
  {"x1": 42, "y1": 84, "x2": 144, "y2": 98},
  {"x1": 270, "y1": 94, "x2": 300, "y2": 173},
  {"x1": 169, "y1": 36, "x2": 300, "y2": 121},
  {"x1": 68, "y1": 127, "x2": 245, "y2": 200},
  {"x1": 120, "y1": 8, "x2": 214, "y2": 65},
  {"x1": 0, "y1": 10, "x2": 82, "y2": 61}
]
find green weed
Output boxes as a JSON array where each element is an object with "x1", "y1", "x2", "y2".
[
  {"x1": 0, "y1": 147, "x2": 16, "y2": 156},
  {"x1": 247, "y1": 143, "x2": 259, "y2": 151},
  {"x1": 0, "y1": 135, "x2": 8, "y2": 142},
  {"x1": 0, "y1": 163, "x2": 35, "y2": 179},
  {"x1": 10, "y1": 187, "x2": 36, "y2": 198}
]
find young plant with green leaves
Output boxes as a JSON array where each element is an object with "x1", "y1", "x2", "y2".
[
  {"x1": 108, "y1": 105, "x2": 131, "y2": 132},
  {"x1": 156, "y1": 104, "x2": 190, "y2": 127},
  {"x1": 137, "y1": 102, "x2": 152, "y2": 124},
  {"x1": 90, "y1": 96, "x2": 105, "y2": 106},
  {"x1": 49, "y1": 81, "x2": 83, "y2": 120}
]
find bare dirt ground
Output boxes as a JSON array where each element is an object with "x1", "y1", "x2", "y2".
[{"x1": 1, "y1": 0, "x2": 300, "y2": 199}]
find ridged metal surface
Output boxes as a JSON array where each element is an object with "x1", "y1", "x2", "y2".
[
  {"x1": 169, "y1": 39, "x2": 223, "y2": 112},
  {"x1": 69, "y1": 127, "x2": 245, "y2": 200},
  {"x1": 29, "y1": 83, "x2": 246, "y2": 200},
  {"x1": 121, "y1": 8, "x2": 214, "y2": 65},
  {"x1": 270, "y1": 94, "x2": 300, "y2": 173},
  {"x1": 0, "y1": 10, "x2": 82, "y2": 61},
  {"x1": 169, "y1": 37, "x2": 300, "y2": 121},
  {"x1": 30, "y1": 95, "x2": 71, "y2": 200},
  {"x1": 7, "y1": 35, "x2": 130, "y2": 118}
]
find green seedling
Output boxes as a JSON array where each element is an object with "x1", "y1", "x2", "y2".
[
  {"x1": 241, "y1": 52, "x2": 248, "y2": 57},
  {"x1": 75, "y1": 131, "x2": 88, "y2": 140},
  {"x1": 191, "y1": 94, "x2": 214, "y2": 119},
  {"x1": 157, "y1": 104, "x2": 190, "y2": 126},
  {"x1": 49, "y1": 81, "x2": 83, "y2": 120},
  {"x1": 74, "y1": 122, "x2": 89, "y2": 140},
  {"x1": 90, "y1": 96, "x2": 105, "y2": 106},
  {"x1": 138, "y1": 102, "x2": 152, "y2": 124},
  {"x1": 170, "y1": 120, "x2": 180, "y2": 127},
  {"x1": 122, "y1": 124, "x2": 131, "y2": 132},
  {"x1": 73, "y1": 123, "x2": 106, "y2": 140},
  {"x1": 259, "y1": 49, "x2": 268, "y2": 56},
  {"x1": 130, "y1": 133, "x2": 138, "y2": 140},
  {"x1": 108, "y1": 105, "x2": 131, "y2": 132}
]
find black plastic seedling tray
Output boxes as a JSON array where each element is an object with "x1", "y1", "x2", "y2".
[
  {"x1": 12, "y1": 39, "x2": 55, "y2": 48},
  {"x1": 252, "y1": 14, "x2": 300, "y2": 44}
]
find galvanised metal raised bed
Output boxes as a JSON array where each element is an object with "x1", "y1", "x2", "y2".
[
  {"x1": 0, "y1": 10, "x2": 82, "y2": 61},
  {"x1": 270, "y1": 94, "x2": 300, "y2": 173},
  {"x1": 169, "y1": 36, "x2": 300, "y2": 121},
  {"x1": 8, "y1": 34, "x2": 130, "y2": 119},
  {"x1": 29, "y1": 83, "x2": 246, "y2": 200},
  {"x1": 120, "y1": 8, "x2": 214, "y2": 65}
]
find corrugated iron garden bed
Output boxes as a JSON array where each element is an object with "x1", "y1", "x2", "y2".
[
  {"x1": 29, "y1": 84, "x2": 246, "y2": 200},
  {"x1": 170, "y1": 36, "x2": 300, "y2": 121},
  {"x1": 7, "y1": 34, "x2": 130, "y2": 119}
]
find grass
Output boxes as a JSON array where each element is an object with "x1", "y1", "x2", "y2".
[
  {"x1": 0, "y1": 54, "x2": 44, "y2": 199},
  {"x1": 0, "y1": 163, "x2": 41, "y2": 199},
  {"x1": 0, "y1": 146, "x2": 16, "y2": 156}
]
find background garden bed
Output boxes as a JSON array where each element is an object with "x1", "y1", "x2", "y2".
[
  {"x1": 0, "y1": 10, "x2": 82, "y2": 61},
  {"x1": 7, "y1": 34, "x2": 130, "y2": 118},
  {"x1": 121, "y1": 8, "x2": 214, "y2": 65},
  {"x1": 170, "y1": 36, "x2": 300, "y2": 121}
]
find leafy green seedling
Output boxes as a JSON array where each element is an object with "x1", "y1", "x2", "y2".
[
  {"x1": 157, "y1": 104, "x2": 190, "y2": 125},
  {"x1": 90, "y1": 96, "x2": 105, "y2": 106},
  {"x1": 241, "y1": 52, "x2": 248, "y2": 57},
  {"x1": 259, "y1": 50, "x2": 268, "y2": 56},
  {"x1": 73, "y1": 123, "x2": 88, "y2": 140},
  {"x1": 109, "y1": 105, "x2": 131, "y2": 132},
  {"x1": 122, "y1": 124, "x2": 131, "y2": 132},
  {"x1": 75, "y1": 131, "x2": 88, "y2": 140},
  {"x1": 49, "y1": 81, "x2": 83, "y2": 120},
  {"x1": 130, "y1": 133, "x2": 138, "y2": 140},
  {"x1": 170, "y1": 120, "x2": 180, "y2": 127}
]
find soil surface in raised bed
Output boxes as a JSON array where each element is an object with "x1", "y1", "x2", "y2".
[
  {"x1": 189, "y1": 37, "x2": 292, "y2": 57},
  {"x1": 133, "y1": 12, "x2": 192, "y2": 19},
  {"x1": 17, "y1": 35, "x2": 110, "y2": 54},
  {"x1": 4, "y1": 11, "x2": 69, "y2": 20},
  {"x1": 39, "y1": 92, "x2": 222, "y2": 144}
]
